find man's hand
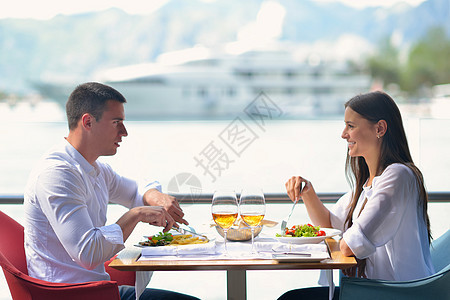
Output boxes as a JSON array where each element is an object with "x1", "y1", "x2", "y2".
[
  {"x1": 143, "y1": 189, "x2": 189, "y2": 225},
  {"x1": 136, "y1": 206, "x2": 175, "y2": 232},
  {"x1": 116, "y1": 206, "x2": 176, "y2": 242}
]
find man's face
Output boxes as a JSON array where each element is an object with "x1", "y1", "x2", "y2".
[{"x1": 90, "y1": 100, "x2": 128, "y2": 157}]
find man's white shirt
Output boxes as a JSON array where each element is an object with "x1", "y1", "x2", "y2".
[{"x1": 24, "y1": 139, "x2": 160, "y2": 283}]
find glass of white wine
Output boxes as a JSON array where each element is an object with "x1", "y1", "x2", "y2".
[
  {"x1": 211, "y1": 190, "x2": 238, "y2": 256},
  {"x1": 239, "y1": 189, "x2": 265, "y2": 254}
]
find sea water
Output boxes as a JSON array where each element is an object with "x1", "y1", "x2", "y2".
[
  {"x1": 1, "y1": 102, "x2": 449, "y2": 299},
  {"x1": 1, "y1": 102, "x2": 449, "y2": 195}
]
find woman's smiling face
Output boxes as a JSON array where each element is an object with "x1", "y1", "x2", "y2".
[{"x1": 341, "y1": 107, "x2": 380, "y2": 160}]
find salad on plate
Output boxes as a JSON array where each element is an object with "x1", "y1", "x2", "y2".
[
  {"x1": 138, "y1": 231, "x2": 210, "y2": 247},
  {"x1": 275, "y1": 224, "x2": 341, "y2": 244},
  {"x1": 277, "y1": 224, "x2": 326, "y2": 237}
]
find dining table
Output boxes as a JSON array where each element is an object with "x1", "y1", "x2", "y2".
[{"x1": 109, "y1": 237, "x2": 356, "y2": 300}]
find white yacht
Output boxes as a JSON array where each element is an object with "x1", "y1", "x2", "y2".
[
  {"x1": 34, "y1": 45, "x2": 372, "y2": 119},
  {"x1": 94, "y1": 46, "x2": 372, "y2": 119}
]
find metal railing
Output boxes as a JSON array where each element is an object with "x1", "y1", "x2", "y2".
[{"x1": 1, "y1": 192, "x2": 449, "y2": 204}]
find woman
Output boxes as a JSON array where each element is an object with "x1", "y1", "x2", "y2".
[{"x1": 280, "y1": 91, "x2": 434, "y2": 299}]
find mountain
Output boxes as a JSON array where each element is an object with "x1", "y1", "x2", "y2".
[{"x1": 0, "y1": 0, "x2": 448, "y2": 93}]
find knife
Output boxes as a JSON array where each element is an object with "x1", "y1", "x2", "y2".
[
  {"x1": 273, "y1": 252, "x2": 311, "y2": 256},
  {"x1": 258, "y1": 250, "x2": 311, "y2": 256}
]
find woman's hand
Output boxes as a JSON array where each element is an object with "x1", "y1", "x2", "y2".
[
  {"x1": 285, "y1": 176, "x2": 311, "y2": 202},
  {"x1": 285, "y1": 175, "x2": 332, "y2": 228}
]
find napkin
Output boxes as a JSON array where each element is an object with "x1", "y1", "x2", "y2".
[
  {"x1": 254, "y1": 242, "x2": 328, "y2": 253},
  {"x1": 141, "y1": 243, "x2": 216, "y2": 256},
  {"x1": 135, "y1": 271, "x2": 153, "y2": 300}
]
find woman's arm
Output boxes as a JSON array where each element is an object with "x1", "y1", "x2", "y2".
[
  {"x1": 285, "y1": 176, "x2": 331, "y2": 228},
  {"x1": 342, "y1": 164, "x2": 415, "y2": 259},
  {"x1": 340, "y1": 238, "x2": 355, "y2": 256}
]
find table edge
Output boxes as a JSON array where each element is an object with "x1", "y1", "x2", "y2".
[{"x1": 109, "y1": 237, "x2": 356, "y2": 271}]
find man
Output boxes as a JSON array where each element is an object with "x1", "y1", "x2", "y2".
[{"x1": 24, "y1": 82, "x2": 198, "y2": 299}]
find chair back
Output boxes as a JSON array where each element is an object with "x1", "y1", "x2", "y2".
[
  {"x1": 339, "y1": 230, "x2": 450, "y2": 300},
  {"x1": 0, "y1": 210, "x2": 33, "y2": 299},
  {"x1": 0, "y1": 210, "x2": 27, "y2": 274},
  {"x1": 430, "y1": 230, "x2": 450, "y2": 272},
  {"x1": 340, "y1": 264, "x2": 450, "y2": 300},
  {"x1": 0, "y1": 210, "x2": 122, "y2": 300}
]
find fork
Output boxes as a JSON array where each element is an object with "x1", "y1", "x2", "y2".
[
  {"x1": 280, "y1": 182, "x2": 304, "y2": 233},
  {"x1": 280, "y1": 199, "x2": 298, "y2": 234}
]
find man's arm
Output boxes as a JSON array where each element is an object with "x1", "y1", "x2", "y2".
[
  {"x1": 103, "y1": 165, "x2": 188, "y2": 225},
  {"x1": 116, "y1": 205, "x2": 176, "y2": 241},
  {"x1": 35, "y1": 167, "x2": 125, "y2": 270},
  {"x1": 143, "y1": 189, "x2": 189, "y2": 225}
]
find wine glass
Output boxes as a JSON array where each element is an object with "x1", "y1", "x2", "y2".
[
  {"x1": 211, "y1": 190, "x2": 238, "y2": 255},
  {"x1": 239, "y1": 189, "x2": 266, "y2": 254}
]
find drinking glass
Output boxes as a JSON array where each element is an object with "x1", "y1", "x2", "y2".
[
  {"x1": 239, "y1": 189, "x2": 266, "y2": 254},
  {"x1": 211, "y1": 190, "x2": 238, "y2": 255}
]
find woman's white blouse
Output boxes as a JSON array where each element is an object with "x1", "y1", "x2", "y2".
[{"x1": 330, "y1": 163, "x2": 435, "y2": 280}]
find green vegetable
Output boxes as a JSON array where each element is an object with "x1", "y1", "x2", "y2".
[
  {"x1": 139, "y1": 231, "x2": 174, "y2": 246},
  {"x1": 276, "y1": 224, "x2": 324, "y2": 237},
  {"x1": 152, "y1": 232, "x2": 174, "y2": 242}
]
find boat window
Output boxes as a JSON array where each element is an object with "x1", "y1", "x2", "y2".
[
  {"x1": 227, "y1": 87, "x2": 236, "y2": 97},
  {"x1": 285, "y1": 71, "x2": 295, "y2": 78},
  {"x1": 198, "y1": 87, "x2": 208, "y2": 97}
]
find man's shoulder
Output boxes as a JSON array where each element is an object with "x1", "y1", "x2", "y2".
[
  {"x1": 43, "y1": 149, "x2": 78, "y2": 171},
  {"x1": 95, "y1": 160, "x2": 118, "y2": 177},
  {"x1": 31, "y1": 145, "x2": 82, "y2": 181},
  {"x1": 25, "y1": 147, "x2": 86, "y2": 200}
]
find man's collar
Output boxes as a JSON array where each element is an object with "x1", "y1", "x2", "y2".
[{"x1": 63, "y1": 138, "x2": 99, "y2": 177}]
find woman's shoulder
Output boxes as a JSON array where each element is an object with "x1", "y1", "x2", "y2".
[
  {"x1": 385, "y1": 163, "x2": 412, "y2": 173},
  {"x1": 378, "y1": 163, "x2": 416, "y2": 184}
]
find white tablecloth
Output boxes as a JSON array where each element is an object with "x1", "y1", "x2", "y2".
[{"x1": 135, "y1": 239, "x2": 330, "y2": 299}]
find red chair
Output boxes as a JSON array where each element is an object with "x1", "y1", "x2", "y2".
[{"x1": 0, "y1": 210, "x2": 136, "y2": 300}]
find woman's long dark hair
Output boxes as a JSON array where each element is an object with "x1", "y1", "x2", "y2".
[{"x1": 343, "y1": 91, "x2": 431, "y2": 244}]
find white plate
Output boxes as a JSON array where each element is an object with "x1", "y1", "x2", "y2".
[
  {"x1": 137, "y1": 233, "x2": 211, "y2": 247},
  {"x1": 275, "y1": 228, "x2": 341, "y2": 244}
]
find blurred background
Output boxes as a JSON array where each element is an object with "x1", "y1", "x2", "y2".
[
  {"x1": 1, "y1": 0, "x2": 449, "y2": 115},
  {"x1": 1, "y1": 0, "x2": 449, "y2": 194},
  {"x1": 0, "y1": 0, "x2": 449, "y2": 299}
]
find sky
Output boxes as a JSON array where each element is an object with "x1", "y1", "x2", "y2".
[{"x1": 0, "y1": 0, "x2": 427, "y2": 20}]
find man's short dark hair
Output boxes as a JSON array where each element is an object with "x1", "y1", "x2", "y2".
[{"x1": 66, "y1": 82, "x2": 127, "y2": 130}]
